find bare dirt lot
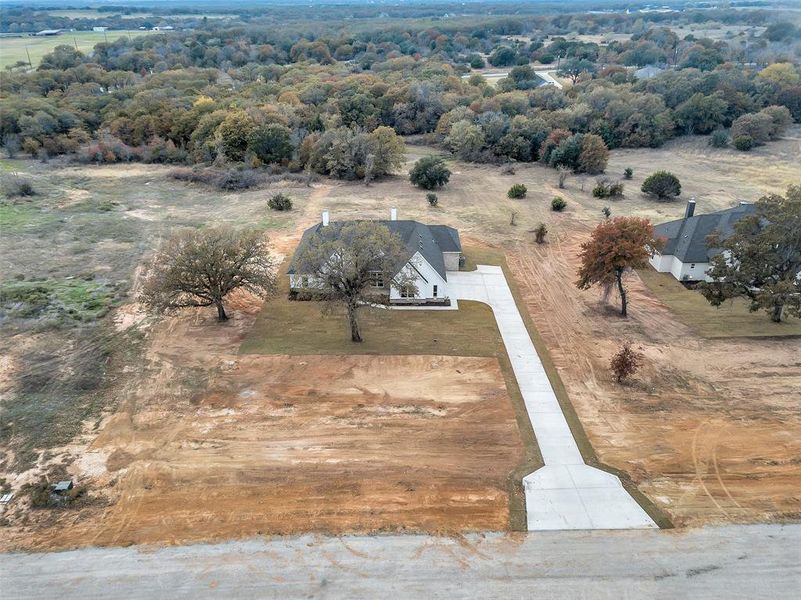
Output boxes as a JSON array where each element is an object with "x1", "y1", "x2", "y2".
[
  {"x1": 0, "y1": 300, "x2": 525, "y2": 551},
  {"x1": 507, "y1": 234, "x2": 801, "y2": 526}
]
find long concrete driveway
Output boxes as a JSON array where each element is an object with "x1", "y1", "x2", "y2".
[{"x1": 448, "y1": 266, "x2": 656, "y2": 530}]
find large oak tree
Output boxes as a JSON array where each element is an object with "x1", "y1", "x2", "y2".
[
  {"x1": 292, "y1": 221, "x2": 416, "y2": 342},
  {"x1": 141, "y1": 227, "x2": 277, "y2": 321},
  {"x1": 700, "y1": 186, "x2": 801, "y2": 322},
  {"x1": 576, "y1": 217, "x2": 661, "y2": 316}
]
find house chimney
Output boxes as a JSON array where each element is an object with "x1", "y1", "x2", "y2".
[
  {"x1": 685, "y1": 198, "x2": 696, "y2": 219},
  {"x1": 322, "y1": 210, "x2": 329, "y2": 226},
  {"x1": 390, "y1": 208, "x2": 397, "y2": 221}
]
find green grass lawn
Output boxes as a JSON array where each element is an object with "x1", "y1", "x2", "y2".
[
  {"x1": 240, "y1": 245, "x2": 514, "y2": 357},
  {"x1": 638, "y1": 268, "x2": 801, "y2": 338},
  {"x1": 0, "y1": 31, "x2": 156, "y2": 69}
]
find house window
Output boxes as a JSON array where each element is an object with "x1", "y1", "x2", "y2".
[
  {"x1": 301, "y1": 276, "x2": 309, "y2": 288},
  {"x1": 432, "y1": 285, "x2": 438, "y2": 298},
  {"x1": 369, "y1": 271, "x2": 384, "y2": 288},
  {"x1": 400, "y1": 285, "x2": 415, "y2": 298},
  {"x1": 690, "y1": 263, "x2": 696, "y2": 269}
]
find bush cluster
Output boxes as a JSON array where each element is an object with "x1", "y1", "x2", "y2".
[
  {"x1": 170, "y1": 168, "x2": 265, "y2": 191},
  {"x1": 551, "y1": 196, "x2": 567, "y2": 211},
  {"x1": 268, "y1": 193, "x2": 293, "y2": 211},
  {"x1": 2, "y1": 175, "x2": 36, "y2": 198},
  {"x1": 76, "y1": 136, "x2": 187, "y2": 165},
  {"x1": 409, "y1": 156, "x2": 451, "y2": 189},
  {"x1": 507, "y1": 183, "x2": 527, "y2": 198},
  {"x1": 641, "y1": 171, "x2": 681, "y2": 200},
  {"x1": 592, "y1": 178, "x2": 624, "y2": 199},
  {"x1": 709, "y1": 129, "x2": 729, "y2": 148}
]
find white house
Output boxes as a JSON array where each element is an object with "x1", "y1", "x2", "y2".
[
  {"x1": 288, "y1": 209, "x2": 462, "y2": 305},
  {"x1": 650, "y1": 200, "x2": 756, "y2": 282},
  {"x1": 634, "y1": 65, "x2": 665, "y2": 80}
]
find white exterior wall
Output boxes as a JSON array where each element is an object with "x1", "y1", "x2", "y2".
[
  {"x1": 291, "y1": 252, "x2": 448, "y2": 301},
  {"x1": 669, "y1": 258, "x2": 711, "y2": 282},
  {"x1": 388, "y1": 252, "x2": 448, "y2": 301},
  {"x1": 649, "y1": 254, "x2": 711, "y2": 282},
  {"x1": 650, "y1": 252, "x2": 712, "y2": 282},
  {"x1": 649, "y1": 252, "x2": 672, "y2": 272}
]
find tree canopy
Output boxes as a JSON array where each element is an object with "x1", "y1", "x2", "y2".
[
  {"x1": 292, "y1": 222, "x2": 416, "y2": 342},
  {"x1": 700, "y1": 186, "x2": 801, "y2": 322},
  {"x1": 576, "y1": 217, "x2": 661, "y2": 316},
  {"x1": 409, "y1": 156, "x2": 451, "y2": 189},
  {"x1": 140, "y1": 227, "x2": 277, "y2": 321}
]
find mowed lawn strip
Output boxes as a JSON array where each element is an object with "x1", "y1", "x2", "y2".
[
  {"x1": 239, "y1": 248, "x2": 542, "y2": 530},
  {"x1": 637, "y1": 268, "x2": 801, "y2": 338}
]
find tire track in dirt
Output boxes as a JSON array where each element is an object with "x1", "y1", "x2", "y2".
[
  {"x1": 712, "y1": 425, "x2": 743, "y2": 511},
  {"x1": 691, "y1": 419, "x2": 730, "y2": 519}
]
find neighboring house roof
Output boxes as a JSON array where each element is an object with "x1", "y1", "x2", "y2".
[
  {"x1": 655, "y1": 203, "x2": 757, "y2": 263},
  {"x1": 634, "y1": 65, "x2": 664, "y2": 79},
  {"x1": 288, "y1": 220, "x2": 461, "y2": 279}
]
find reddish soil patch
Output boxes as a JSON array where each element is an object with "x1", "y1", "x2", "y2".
[
  {"x1": 506, "y1": 231, "x2": 801, "y2": 526},
  {"x1": 1, "y1": 324, "x2": 524, "y2": 550}
]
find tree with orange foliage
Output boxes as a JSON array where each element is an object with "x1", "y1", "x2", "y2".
[{"x1": 576, "y1": 217, "x2": 661, "y2": 317}]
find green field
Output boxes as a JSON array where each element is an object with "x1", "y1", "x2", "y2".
[{"x1": 0, "y1": 31, "x2": 157, "y2": 69}]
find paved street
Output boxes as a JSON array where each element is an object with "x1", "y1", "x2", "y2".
[
  {"x1": 3, "y1": 525, "x2": 799, "y2": 599},
  {"x1": 448, "y1": 266, "x2": 656, "y2": 530}
]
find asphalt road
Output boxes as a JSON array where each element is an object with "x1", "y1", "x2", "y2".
[{"x1": 2, "y1": 525, "x2": 800, "y2": 599}]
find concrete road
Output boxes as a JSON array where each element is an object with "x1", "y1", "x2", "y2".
[
  {"x1": 2, "y1": 525, "x2": 799, "y2": 599},
  {"x1": 449, "y1": 266, "x2": 655, "y2": 530}
]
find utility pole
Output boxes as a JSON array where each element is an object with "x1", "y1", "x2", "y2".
[
  {"x1": 25, "y1": 46, "x2": 32, "y2": 68},
  {"x1": 74, "y1": 37, "x2": 79, "y2": 51}
]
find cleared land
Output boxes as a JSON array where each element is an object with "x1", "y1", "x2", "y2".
[
  {"x1": 1, "y1": 129, "x2": 800, "y2": 548},
  {"x1": 0, "y1": 298, "x2": 528, "y2": 550},
  {"x1": 0, "y1": 31, "x2": 159, "y2": 69}
]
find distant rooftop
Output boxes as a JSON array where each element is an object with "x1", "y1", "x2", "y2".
[
  {"x1": 288, "y1": 218, "x2": 460, "y2": 279},
  {"x1": 655, "y1": 203, "x2": 757, "y2": 263}
]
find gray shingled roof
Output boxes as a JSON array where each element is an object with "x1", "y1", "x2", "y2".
[
  {"x1": 287, "y1": 220, "x2": 461, "y2": 279},
  {"x1": 655, "y1": 203, "x2": 757, "y2": 263}
]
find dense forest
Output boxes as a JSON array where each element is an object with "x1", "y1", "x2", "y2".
[{"x1": 1, "y1": 3, "x2": 800, "y2": 180}]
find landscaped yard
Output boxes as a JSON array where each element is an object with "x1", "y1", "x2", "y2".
[{"x1": 637, "y1": 268, "x2": 801, "y2": 338}]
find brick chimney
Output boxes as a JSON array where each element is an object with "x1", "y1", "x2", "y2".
[
  {"x1": 685, "y1": 198, "x2": 696, "y2": 218},
  {"x1": 390, "y1": 208, "x2": 397, "y2": 221},
  {"x1": 322, "y1": 210, "x2": 329, "y2": 226}
]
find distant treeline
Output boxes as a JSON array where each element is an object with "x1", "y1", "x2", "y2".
[{"x1": 1, "y1": 7, "x2": 799, "y2": 175}]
